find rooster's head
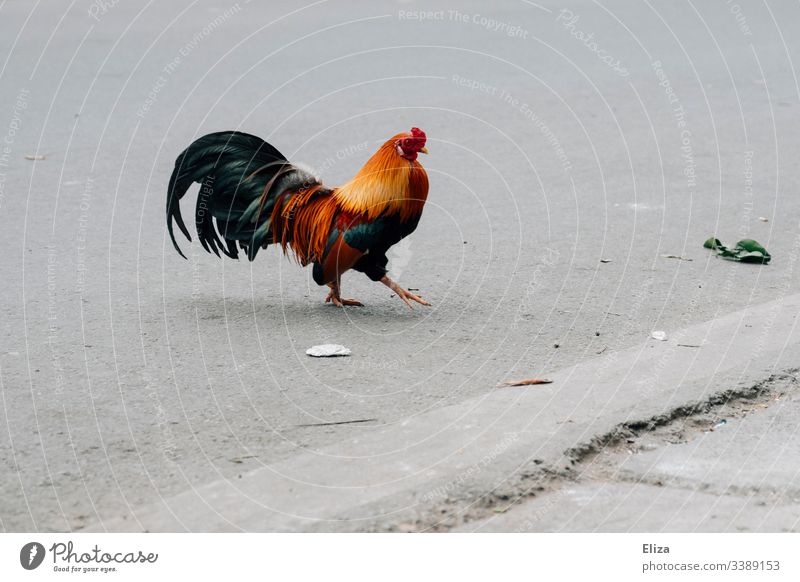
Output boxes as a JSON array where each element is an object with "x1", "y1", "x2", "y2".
[{"x1": 394, "y1": 127, "x2": 428, "y2": 161}]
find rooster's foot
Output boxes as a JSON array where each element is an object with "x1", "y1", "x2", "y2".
[
  {"x1": 325, "y1": 287, "x2": 363, "y2": 308},
  {"x1": 380, "y1": 275, "x2": 431, "y2": 310}
]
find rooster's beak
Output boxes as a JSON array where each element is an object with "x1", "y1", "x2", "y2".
[{"x1": 419, "y1": 147, "x2": 429, "y2": 154}]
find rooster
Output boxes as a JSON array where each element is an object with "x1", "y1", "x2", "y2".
[{"x1": 166, "y1": 128, "x2": 430, "y2": 309}]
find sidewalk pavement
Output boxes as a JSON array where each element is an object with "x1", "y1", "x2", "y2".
[{"x1": 89, "y1": 293, "x2": 800, "y2": 532}]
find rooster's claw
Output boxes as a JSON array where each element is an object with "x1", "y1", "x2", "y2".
[
  {"x1": 381, "y1": 275, "x2": 431, "y2": 310},
  {"x1": 325, "y1": 286, "x2": 363, "y2": 307}
]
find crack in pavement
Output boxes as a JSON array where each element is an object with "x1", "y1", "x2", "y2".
[{"x1": 392, "y1": 370, "x2": 800, "y2": 532}]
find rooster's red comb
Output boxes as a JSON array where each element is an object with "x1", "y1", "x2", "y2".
[{"x1": 411, "y1": 127, "x2": 428, "y2": 149}]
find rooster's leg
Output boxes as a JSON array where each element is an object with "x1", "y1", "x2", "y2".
[
  {"x1": 380, "y1": 275, "x2": 431, "y2": 310},
  {"x1": 325, "y1": 280, "x2": 363, "y2": 307}
]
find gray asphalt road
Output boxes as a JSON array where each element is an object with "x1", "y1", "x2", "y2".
[{"x1": 1, "y1": 0, "x2": 799, "y2": 532}]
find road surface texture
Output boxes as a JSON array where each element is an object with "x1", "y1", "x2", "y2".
[{"x1": 1, "y1": 0, "x2": 799, "y2": 532}]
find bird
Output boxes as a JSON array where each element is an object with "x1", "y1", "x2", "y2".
[{"x1": 166, "y1": 127, "x2": 431, "y2": 309}]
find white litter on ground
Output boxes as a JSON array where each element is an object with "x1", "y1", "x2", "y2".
[
  {"x1": 651, "y1": 331, "x2": 668, "y2": 341},
  {"x1": 306, "y1": 344, "x2": 351, "y2": 357}
]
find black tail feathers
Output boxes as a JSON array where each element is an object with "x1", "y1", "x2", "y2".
[{"x1": 166, "y1": 130, "x2": 310, "y2": 260}]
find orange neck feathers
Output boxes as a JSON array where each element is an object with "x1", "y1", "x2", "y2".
[
  {"x1": 271, "y1": 185, "x2": 338, "y2": 265},
  {"x1": 333, "y1": 135, "x2": 429, "y2": 222}
]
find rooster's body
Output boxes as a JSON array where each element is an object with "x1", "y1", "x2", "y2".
[{"x1": 166, "y1": 128, "x2": 430, "y2": 308}]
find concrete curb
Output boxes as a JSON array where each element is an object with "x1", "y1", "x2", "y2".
[{"x1": 91, "y1": 292, "x2": 800, "y2": 531}]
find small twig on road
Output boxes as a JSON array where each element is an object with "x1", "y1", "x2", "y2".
[
  {"x1": 498, "y1": 378, "x2": 553, "y2": 387},
  {"x1": 297, "y1": 418, "x2": 378, "y2": 428},
  {"x1": 230, "y1": 455, "x2": 257, "y2": 464}
]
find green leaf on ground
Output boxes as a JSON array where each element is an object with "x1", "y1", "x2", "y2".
[{"x1": 703, "y1": 236, "x2": 771, "y2": 264}]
